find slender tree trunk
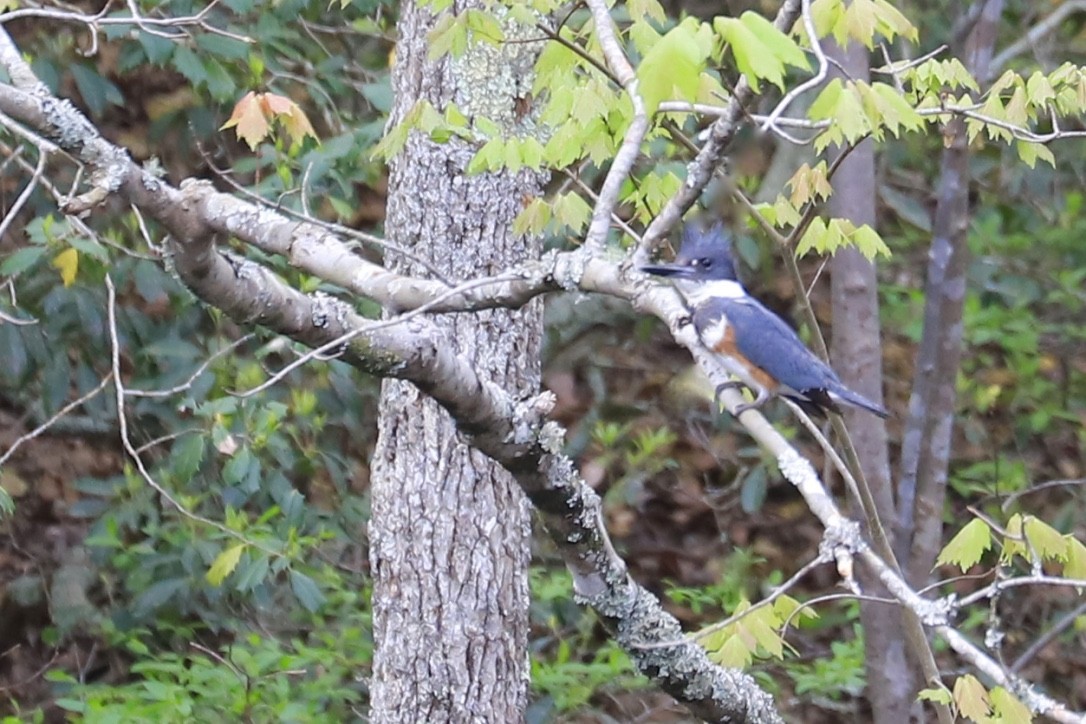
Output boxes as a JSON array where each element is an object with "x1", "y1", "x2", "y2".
[
  {"x1": 368, "y1": 2, "x2": 544, "y2": 719},
  {"x1": 826, "y1": 40, "x2": 916, "y2": 722},
  {"x1": 896, "y1": 0, "x2": 1003, "y2": 587}
]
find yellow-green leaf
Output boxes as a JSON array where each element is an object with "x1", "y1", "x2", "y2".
[
  {"x1": 870, "y1": 82, "x2": 925, "y2": 135},
  {"x1": 206, "y1": 543, "x2": 246, "y2": 586},
  {"x1": 740, "y1": 11, "x2": 810, "y2": 72},
  {"x1": 710, "y1": 632, "x2": 753, "y2": 669},
  {"x1": 953, "y1": 674, "x2": 990, "y2": 722},
  {"x1": 918, "y1": 686, "x2": 953, "y2": 706},
  {"x1": 638, "y1": 19, "x2": 707, "y2": 112},
  {"x1": 52, "y1": 248, "x2": 79, "y2": 287},
  {"x1": 1002, "y1": 513, "x2": 1026, "y2": 563},
  {"x1": 512, "y1": 197, "x2": 551, "y2": 236},
  {"x1": 428, "y1": 12, "x2": 468, "y2": 60},
  {"x1": 936, "y1": 518, "x2": 992, "y2": 572},
  {"x1": 990, "y1": 687, "x2": 1033, "y2": 723},
  {"x1": 1017, "y1": 141, "x2": 1055, "y2": 169},
  {"x1": 552, "y1": 192, "x2": 592, "y2": 233},
  {"x1": 873, "y1": 0, "x2": 919, "y2": 43},
  {"x1": 715, "y1": 16, "x2": 781, "y2": 92},
  {"x1": 795, "y1": 216, "x2": 828, "y2": 257},
  {"x1": 843, "y1": 0, "x2": 878, "y2": 48},
  {"x1": 810, "y1": 0, "x2": 843, "y2": 40},
  {"x1": 787, "y1": 162, "x2": 832, "y2": 207},
  {"x1": 1024, "y1": 517, "x2": 1070, "y2": 562},
  {"x1": 1064, "y1": 537, "x2": 1086, "y2": 580}
]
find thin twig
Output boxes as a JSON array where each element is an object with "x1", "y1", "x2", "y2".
[
  {"x1": 105, "y1": 275, "x2": 282, "y2": 559},
  {"x1": 0, "y1": 373, "x2": 113, "y2": 470}
]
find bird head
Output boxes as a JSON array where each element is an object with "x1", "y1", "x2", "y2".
[{"x1": 640, "y1": 222, "x2": 738, "y2": 282}]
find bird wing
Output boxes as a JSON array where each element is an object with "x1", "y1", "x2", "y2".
[{"x1": 714, "y1": 296, "x2": 841, "y2": 395}]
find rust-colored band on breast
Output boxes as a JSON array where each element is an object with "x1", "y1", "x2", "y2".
[{"x1": 712, "y1": 326, "x2": 779, "y2": 391}]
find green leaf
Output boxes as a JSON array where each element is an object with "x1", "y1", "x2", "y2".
[
  {"x1": 504, "y1": 138, "x2": 523, "y2": 172},
  {"x1": 171, "y1": 46, "x2": 208, "y2": 88},
  {"x1": 808, "y1": 79, "x2": 870, "y2": 150},
  {"x1": 709, "y1": 633, "x2": 752, "y2": 669},
  {"x1": 222, "y1": 445, "x2": 254, "y2": 487},
  {"x1": 206, "y1": 543, "x2": 246, "y2": 586},
  {"x1": 936, "y1": 518, "x2": 992, "y2": 572},
  {"x1": 811, "y1": 0, "x2": 844, "y2": 40},
  {"x1": 203, "y1": 58, "x2": 236, "y2": 101},
  {"x1": 870, "y1": 82, "x2": 925, "y2": 135},
  {"x1": 171, "y1": 433, "x2": 206, "y2": 480},
  {"x1": 627, "y1": 0, "x2": 666, "y2": 22},
  {"x1": 795, "y1": 217, "x2": 828, "y2": 257},
  {"x1": 234, "y1": 553, "x2": 271, "y2": 592},
  {"x1": 638, "y1": 19, "x2": 708, "y2": 112},
  {"x1": 716, "y1": 17, "x2": 779, "y2": 92},
  {"x1": 71, "y1": 64, "x2": 124, "y2": 118},
  {"x1": 428, "y1": 12, "x2": 468, "y2": 60},
  {"x1": 135, "y1": 578, "x2": 189, "y2": 614},
  {"x1": 843, "y1": 0, "x2": 878, "y2": 48},
  {"x1": 873, "y1": 0, "x2": 919, "y2": 42},
  {"x1": 467, "y1": 137, "x2": 504, "y2": 174},
  {"x1": 289, "y1": 569, "x2": 326, "y2": 612},
  {"x1": 195, "y1": 32, "x2": 249, "y2": 60},
  {"x1": 0, "y1": 246, "x2": 47, "y2": 277},
  {"x1": 464, "y1": 9, "x2": 505, "y2": 45},
  {"x1": 740, "y1": 12, "x2": 810, "y2": 72}
]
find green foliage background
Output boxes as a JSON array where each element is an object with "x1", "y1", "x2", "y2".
[{"x1": 1, "y1": 0, "x2": 1085, "y2": 721}]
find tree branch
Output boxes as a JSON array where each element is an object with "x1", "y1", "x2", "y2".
[{"x1": 0, "y1": 27, "x2": 782, "y2": 721}]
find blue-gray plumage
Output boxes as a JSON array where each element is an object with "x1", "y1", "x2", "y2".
[{"x1": 641, "y1": 223, "x2": 888, "y2": 418}]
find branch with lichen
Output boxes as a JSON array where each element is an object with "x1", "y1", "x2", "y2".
[{"x1": 3, "y1": 17, "x2": 1085, "y2": 721}]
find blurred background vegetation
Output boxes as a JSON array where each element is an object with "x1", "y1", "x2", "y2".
[{"x1": 1, "y1": 0, "x2": 1085, "y2": 721}]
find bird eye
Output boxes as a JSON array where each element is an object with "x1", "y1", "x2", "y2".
[{"x1": 698, "y1": 257, "x2": 712, "y2": 267}]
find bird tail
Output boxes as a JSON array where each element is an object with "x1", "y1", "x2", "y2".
[{"x1": 827, "y1": 384, "x2": 890, "y2": 419}]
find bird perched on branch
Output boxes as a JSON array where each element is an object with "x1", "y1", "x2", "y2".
[{"x1": 640, "y1": 223, "x2": 889, "y2": 419}]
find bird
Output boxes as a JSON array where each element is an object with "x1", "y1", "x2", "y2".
[{"x1": 640, "y1": 223, "x2": 889, "y2": 419}]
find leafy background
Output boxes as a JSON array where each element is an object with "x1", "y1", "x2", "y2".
[{"x1": 1, "y1": 0, "x2": 1085, "y2": 721}]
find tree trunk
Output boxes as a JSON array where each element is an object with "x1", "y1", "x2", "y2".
[
  {"x1": 368, "y1": 2, "x2": 544, "y2": 720},
  {"x1": 898, "y1": 0, "x2": 1003, "y2": 588},
  {"x1": 826, "y1": 40, "x2": 916, "y2": 724}
]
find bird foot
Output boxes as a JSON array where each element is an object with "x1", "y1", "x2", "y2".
[
  {"x1": 733, "y1": 400, "x2": 761, "y2": 416},
  {"x1": 713, "y1": 380, "x2": 748, "y2": 397}
]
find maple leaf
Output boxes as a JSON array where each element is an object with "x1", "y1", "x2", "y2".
[{"x1": 222, "y1": 91, "x2": 269, "y2": 150}]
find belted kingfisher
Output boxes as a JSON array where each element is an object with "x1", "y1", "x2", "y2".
[{"x1": 641, "y1": 223, "x2": 889, "y2": 419}]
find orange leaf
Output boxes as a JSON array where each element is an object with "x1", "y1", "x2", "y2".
[{"x1": 221, "y1": 91, "x2": 269, "y2": 150}]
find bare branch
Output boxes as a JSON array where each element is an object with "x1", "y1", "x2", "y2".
[
  {"x1": 759, "y1": 0, "x2": 826, "y2": 137},
  {"x1": 581, "y1": 0, "x2": 648, "y2": 251},
  {"x1": 988, "y1": 0, "x2": 1086, "y2": 79}
]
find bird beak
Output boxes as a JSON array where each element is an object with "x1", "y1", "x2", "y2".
[{"x1": 640, "y1": 262, "x2": 693, "y2": 278}]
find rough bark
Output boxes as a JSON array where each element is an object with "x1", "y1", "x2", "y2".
[
  {"x1": 367, "y1": 1, "x2": 545, "y2": 720},
  {"x1": 896, "y1": 0, "x2": 1003, "y2": 589}
]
